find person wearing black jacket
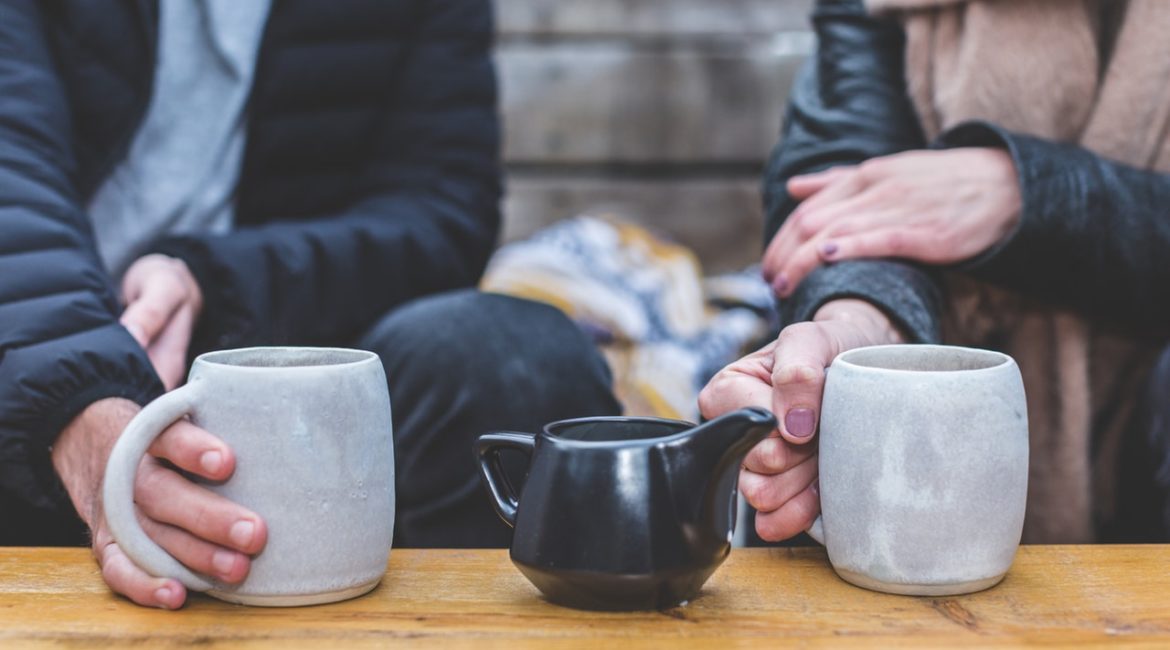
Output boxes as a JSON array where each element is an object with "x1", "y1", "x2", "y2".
[
  {"x1": 700, "y1": 0, "x2": 1170, "y2": 544},
  {"x1": 0, "y1": 0, "x2": 619, "y2": 609}
]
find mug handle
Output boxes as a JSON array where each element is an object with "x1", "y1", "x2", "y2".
[
  {"x1": 101, "y1": 381, "x2": 215, "y2": 591},
  {"x1": 807, "y1": 515, "x2": 825, "y2": 545},
  {"x1": 475, "y1": 432, "x2": 536, "y2": 528}
]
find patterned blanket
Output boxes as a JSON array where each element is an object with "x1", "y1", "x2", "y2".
[{"x1": 481, "y1": 216, "x2": 777, "y2": 421}]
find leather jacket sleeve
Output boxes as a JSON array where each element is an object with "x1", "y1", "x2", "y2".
[
  {"x1": 764, "y1": 0, "x2": 942, "y2": 342},
  {"x1": 939, "y1": 121, "x2": 1170, "y2": 337}
]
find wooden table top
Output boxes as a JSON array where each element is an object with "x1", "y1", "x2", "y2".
[{"x1": 2, "y1": 546, "x2": 1168, "y2": 648}]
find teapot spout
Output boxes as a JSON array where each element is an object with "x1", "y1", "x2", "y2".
[{"x1": 673, "y1": 407, "x2": 776, "y2": 541}]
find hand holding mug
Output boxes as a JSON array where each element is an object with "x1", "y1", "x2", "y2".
[
  {"x1": 698, "y1": 299, "x2": 904, "y2": 541},
  {"x1": 52, "y1": 398, "x2": 267, "y2": 609},
  {"x1": 101, "y1": 347, "x2": 394, "y2": 607}
]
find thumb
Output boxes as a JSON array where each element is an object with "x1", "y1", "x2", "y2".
[
  {"x1": 120, "y1": 282, "x2": 183, "y2": 349},
  {"x1": 770, "y1": 323, "x2": 840, "y2": 445}
]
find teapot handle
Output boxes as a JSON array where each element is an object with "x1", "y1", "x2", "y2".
[{"x1": 475, "y1": 432, "x2": 536, "y2": 528}]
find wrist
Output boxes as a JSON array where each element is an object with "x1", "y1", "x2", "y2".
[
  {"x1": 812, "y1": 299, "x2": 905, "y2": 346},
  {"x1": 51, "y1": 398, "x2": 140, "y2": 527}
]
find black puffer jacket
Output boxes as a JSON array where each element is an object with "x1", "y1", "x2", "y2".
[
  {"x1": 770, "y1": 0, "x2": 1170, "y2": 341},
  {"x1": 0, "y1": 0, "x2": 500, "y2": 544}
]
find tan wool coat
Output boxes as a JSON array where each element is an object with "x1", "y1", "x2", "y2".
[{"x1": 865, "y1": 0, "x2": 1170, "y2": 542}]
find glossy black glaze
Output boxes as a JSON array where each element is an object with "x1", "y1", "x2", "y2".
[{"x1": 476, "y1": 407, "x2": 776, "y2": 610}]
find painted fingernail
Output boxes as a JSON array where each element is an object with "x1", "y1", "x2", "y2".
[
  {"x1": 230, "y1": 520, "x2": 255, "y2": 549},
  {"x1": 154, "y1": 586, "x2": 175, "y2": 608},
  {"x1": 820, "y1": 242, "x2": 839, "y2": 257},
  {"x1": 773, "y1": 274, "x2": 790, "y2": 295},
  {"x1": 200, "y1": 451, "x2": 223, "y2": 474},
  {"x1": 785, "y1": 408, "x2": 816, "y2": 438},
  {"x1": 212, "y1": 550, "x2": 236, "y2": 577}
]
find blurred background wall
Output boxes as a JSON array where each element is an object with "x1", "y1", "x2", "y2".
[{"x1": 495, "y1": 0, "x2": 815, "y2": 273}]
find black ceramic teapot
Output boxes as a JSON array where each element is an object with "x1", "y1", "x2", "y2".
[{"x1": 475, "y1": 407, "x2": 775, "y2": 610}]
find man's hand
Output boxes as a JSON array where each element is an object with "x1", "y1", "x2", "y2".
[
  {"x1": 120, "y1": 255, "x2": 203, "y2": 390},
  {"x1": 763, "y1": 148, "x2": 1021, "y2": 297},
  {"x1": 52, "y1": 398, "x2": 267, "y2": 609},
  {"x1": 698, "y1": 299, "x2": 903, "y2": 541}
]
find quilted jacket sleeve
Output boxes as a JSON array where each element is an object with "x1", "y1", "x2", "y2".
[
  {"x1": 763, "y1": 0, "x2": 942, "y2": 343},
  {"x1": 148, "y1": 0, "x2": 501, "y2": 352},
  {"x1": 0, "y1": 0, "x2": 164, "y2": 540}
]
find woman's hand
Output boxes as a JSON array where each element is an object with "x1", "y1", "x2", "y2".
[
  {"x1": 698, "y1": 299, "x2": 903, "y2": 541},
  {"x1": 763, "y1": 148, "x2": 1021, "y2": 297}
]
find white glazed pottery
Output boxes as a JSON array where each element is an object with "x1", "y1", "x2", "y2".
[
  {"x1": 102, "y1": 347, "x2": 395, "y2": 606},
  {"x1": 808, "y1": 344, "x2": 1028, "y2": 596}
]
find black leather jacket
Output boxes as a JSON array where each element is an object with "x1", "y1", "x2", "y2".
[{"x1": 768, "y1": 0, "x2": 1170, "y2": 341}]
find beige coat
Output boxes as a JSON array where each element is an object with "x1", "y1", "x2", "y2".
[{"x1": 865, "y1": 0, "x2": 1170, "y2": 542}]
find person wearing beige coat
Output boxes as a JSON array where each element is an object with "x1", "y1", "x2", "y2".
[{"x1": 701, "y1": 0, "x2": 1170, "y2": 545}]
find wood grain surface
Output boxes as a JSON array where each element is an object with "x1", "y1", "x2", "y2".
[{"x1": 2, "y1": 546, "x2": 1168, "y2": 648}]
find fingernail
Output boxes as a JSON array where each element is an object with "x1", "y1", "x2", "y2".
[
  {"x1": 212, "y1": 550, "x2": 236, "y2": 577},
  {"x1": 820, "y1": 242, "x2": 839, "y2": 257},
  {"x1": 810, "y1": 480, "x2": 820, "y2": 497},
  {"x1": 230, "y1": 520, "x2": 255, "y2": 549},
  {"x1": 785, "y1": 408, "x2": 817, "y2": 438},
  {"x1": 773, "y1": 274, "x2": 790, "y2": 295},
  {"x1": 200, "y1": 451, "x2": 223, "y2": 474},
  {"x1": 154, "y1": 586, "x2": 175, "y2": 608}
]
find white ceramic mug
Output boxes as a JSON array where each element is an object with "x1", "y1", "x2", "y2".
[
  {"x1": 102, "y1": 347, "x2": 395, "y2": 606},
  {"x1": 808, "y1": 344, "x2": 1028, "y2": 596}
]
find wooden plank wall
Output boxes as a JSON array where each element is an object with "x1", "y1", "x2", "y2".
[{"x1": 495, "y1": 0, "x2": 815, "y2": 272}]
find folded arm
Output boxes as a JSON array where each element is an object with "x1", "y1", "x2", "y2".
[
  {"x1": 150, "y1": 0, "x2": 502, "y2": 353},
  {"x1": 763, "y1": 0, "x2": 942, "y2": 343}
]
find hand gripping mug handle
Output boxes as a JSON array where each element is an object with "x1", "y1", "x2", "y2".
[
  {"x1": 101, "y1": 381, "x2": 214, "y2": 591},
  {"x1": 475, "y1": 432, "x2": 536, "y2": 528}
]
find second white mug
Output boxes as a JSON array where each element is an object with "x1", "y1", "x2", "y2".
[{"x1": 808, "y1": 344, "x2": 1029, "y2": 596}]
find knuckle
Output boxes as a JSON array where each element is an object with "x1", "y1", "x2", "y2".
[
  {"x1": 857, "y1": 159, "x2": 883, "y2": 181},
  {"x1": 138, "y1": 305, "x2": 168, "y2": 328},
  {"x1": 739, "y1": 478, "x2": 765, "y2": 509},
  {"x1": 135, "y1": 465, "x2": 168, "y2": 503},
  {"x1": 773, "y1": 362, "x2": 825, "y2": 387},
  {"x1": 875, "y1": 177, "x2": 908, "y2": 198},
  {"x1": 697, "y1": 375, "x2": 734, "y2": 417},
  {"x1": 885, "y1": 231, "x2": 907, "y2": 255},
  {"x1": 776, "y1": 321, "x2": 821, "y2": 346},
  {"x1": 697, "y1": 387, "x2": 718, "y2": 421},
  {"x1": 790, "y1": 491, "x2": 820, "y2": 529},
  {"x1": 935, "y1": 229, "x2": 957, "y2": 252},
  {"x1": 754, "y1": 440, "x2": 789, "y2": 473},
  {"x1": 795, "y1": 214, "x2": 820, "y2": 240},
  {"x1": 188, "y1": 502, "x2": 219, "y2": 539},
  {"x1": 755, "y1": 513, "x2": 792, "y2": 543}
]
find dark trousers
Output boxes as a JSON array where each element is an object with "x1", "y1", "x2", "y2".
[
  {"x1": 14, "y1": 289, "x2": 620, "y2": 548},
  {"x1": 358, "y1": 289, "x2": 622, "y2": 548}
]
